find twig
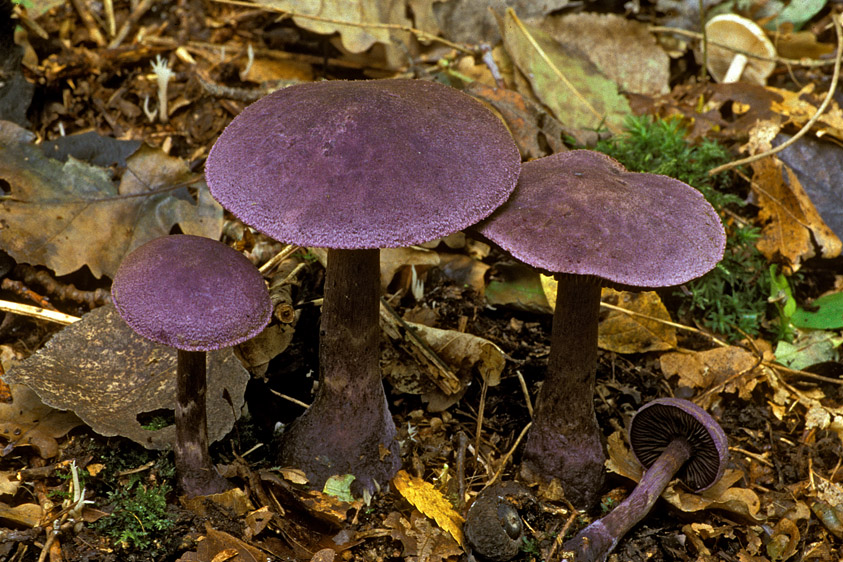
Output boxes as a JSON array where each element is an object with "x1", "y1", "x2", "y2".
[
  {"x1": 108, "y1": 0, "x2": 154, "y2": 49},
  {"x1": 0, "y1": 300, "x2": 79, "y2": 325},
  {"x1": 69, "y1": 0, "x2": 106, "y2": 46},
  {"x1": 515, "y1": 370, "x2": 533, "y2": 418},
  {"x1": 599, "y1": 300, "x2": 730, "y2": 348},
  {"x1": 506, "y1": 9, "x2": 622, "y2": 135},
  {"x1": 269, "y1": 388, "x2": 310, "y2": 410},
  {"x1": 454, "y1": 431, "x2": 468, "y2": 510},
  {"x1": 213, "y1": 0, "x2": 474, "y2": 54},
  {"x1": 650, "y1": 25, "x2": 837, "y2": 67},
  {"x1": 259, "y1": 245, "x2": 301, "y2": 275},
  {"x1": 708, "y1": 13, "x2": 843, "y2": 175},
  {"x1": 475, "y1": 374, "x2": 489, "y2": 462},
  {"x1": 483, "y1": 421, "x2": 532, "y2": 489}
]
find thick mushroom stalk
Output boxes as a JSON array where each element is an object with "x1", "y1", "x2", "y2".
[
  {"x1": 279, "y1": 249, "x2": 399, "y2": 492},
  {"x1": 562, "y1": 398, "x2": 728, "y2": 562},
  {"x1": 204, "y1": 78, "x2": 521, "y2": 495},
  {"x1": 521, "y1": 275, "x2": 604, "y2": 506}
]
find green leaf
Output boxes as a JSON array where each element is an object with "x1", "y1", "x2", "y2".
[
  {"x1": 775, "y1": 330, "x2": 842, "y2": 370},
  {"x1": 792, "y1": 291, "x2": 843, "y2": 330},
  {"x1": 498, "y1": 9, "x2": 630, "y2": 137},
  {"x1": 323, "y1": 474, "x2": 356, "y2": 502}
]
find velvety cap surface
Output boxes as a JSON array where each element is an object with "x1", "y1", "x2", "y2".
[
  {"x1": 111, "y1": 235, "x2": 271, "y2": 351},
  {"x1": 478, "y1": 150, "x2": 726, "y2": 288},
  {"x1": 205, "y1": 79, "x2": 520, "y2": 249},
  {"x1": 630, "y1": 397, "x2": 728, "y2": 492}
]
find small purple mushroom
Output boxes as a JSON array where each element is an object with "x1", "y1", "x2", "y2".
[
  {"x1": 477, "y1": 150, "x2": 726, "y2": 507},
  {"x1": 205, "y1": 79, "x2": 520, "y2": 494},
  {"x1": 562, "y1": 398, "x2": 728, "y2": 562},
  {"x1": 111, "y1": 235, "x2": 271, "y2": 497}
]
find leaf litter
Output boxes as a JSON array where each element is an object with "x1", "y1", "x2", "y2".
[{"x1": 2, "y1": 0, "x2": 843, "y2": 560}]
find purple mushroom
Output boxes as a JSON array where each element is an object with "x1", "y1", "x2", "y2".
[
  {"x1": 477, "y1": 150, "x2": 726, "y2": 507},
  {"x1": 563, "y1": 398, "x2": 728, "y2": 561},
  {"x1": 111, "y1": 235, "x2": 271, "y2": 497},
  {"x1": 204, "y1": 79, "x2": 520, "y2": 494}
]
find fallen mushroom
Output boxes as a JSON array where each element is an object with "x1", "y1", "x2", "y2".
[
  {"x1": 477, "y1": 150, "x2": 725, "y2": 507},
  {"x1": 705, "y1": 14, "x2": 776, "y2": 84},
  {"x1": 562, "y1": 398, "x2": 728, "y2": 562},
  {"x1": 464, "y1": 481, "x2": 532, "y2": 562},
  {"x1": 111, "y1": 235, "x2": 271, "y2": 496},
  {"x1": 205, "y1": 78, "x2": 520, "y2": 494}
]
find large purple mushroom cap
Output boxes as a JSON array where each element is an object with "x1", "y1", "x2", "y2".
[
  {"x1": 478, "y1": 150, "x2": 726, "y2": 288},
  {"x1": 204, "y1": 78, "x2": 521, "y2": 249},
  {"x1": 630, "y1": 397, "x2": 728, "y2": 492},
  {"x1": 111, "y1": 235, "x2": 272, "y2": 351}
]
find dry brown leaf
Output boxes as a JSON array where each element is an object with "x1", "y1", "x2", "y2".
[
  {"x1": 663, "y1": 469, "x2": 763, "y2": 521},
  {"x1": 745, "y1": 123, "x2": 842, "y2": 269},
  {"x1": 538, "y1": 12, "x2": 670, "y2": 95},
  {"x1": 380, "y1": 247, "x2": 440, "y2": 293},
  {"x1": 392, "y1": 469, "x2": 464, "y2": 547},
  {"x1": 0, "y1": 471, "x2": 20, "y2": 496},
  {"x1": 384, "y1": 510, "x2": 464, "y2": 562},
  {"x1": 659, "y1": 346, "x2": 760, "y2": 398},
  {"x1": 543, "y1": 276, "x2": 676, "y2": 353},
  {"x1": 0, "y1": 382, "x2": 81, "y2": 458},
  {"x1": 598, "y1": 288, "x2": 677, "y2": 353},
  {"x1": 177, "y1": 523, "x2": 265, "y2": 562},
  {"x1": 769, "y1": 84, "x2": 843, "y2": 143},
  {"x1": 463, "y1": 80, "x2": 568, "y2": 160},
  {"x1": 605, "y1": 430, "x2": 643, "y2": 482},
  {"x1": 0, "y1": 502, "x2": 42, "y2": 527},
  {"x1": 5, "y1": 305, "x2": 248, "y2": 450},
  {"x1": 0, "y1": 142, "x2": 223, "y2": 278},
  {"x1": 250, "y1": 0, "x2": 411, "y2": 67}
]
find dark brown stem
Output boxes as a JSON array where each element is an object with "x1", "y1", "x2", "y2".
[
  {"x1": 562, "y1": 438, "x2": 693, "y2": 561},
  {"x1": 175, "y1": 349, "x2": 229, "y2": 497},
  {"x1": 278, "y1": 248, "x2": 399, "y2": 494},
  {"x1": 521, "y1": 274, "x2": 605, "y2": 508}
]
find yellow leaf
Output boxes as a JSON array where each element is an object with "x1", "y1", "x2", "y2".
[
  {"x1": 541, "y1": 275, "x2": 677, "y2": 353},
  {"x1": 392, "y1": 470, "x2": 464, "y2": 547}
]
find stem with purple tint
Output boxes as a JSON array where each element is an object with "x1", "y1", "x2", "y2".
[
  {"x1": 278, "y1": 248, "x2": 400, "y2": 494},
  {"x1": 175, "y1": 349, "x2": 230, "y2": 497},
  {"x1": 561, "y1": 438, "x2": 693, "y2": 562},
  {"x1": 521, "y1": 274, "x2": 605, "y2": 508}
]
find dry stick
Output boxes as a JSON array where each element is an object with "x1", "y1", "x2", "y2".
[
  {"x1": 599, "y1": 300, "x2": 730, "y2": 348},
  {"x1": 506, "y1": 8, "x2": 623, "y2": 135},
  {"x1": 0, "y1": 300, "x2": 79, "y2": 325},
  {"x1": 109, "y1": 0, "x2": 154, "y2": 49},
  {"x1": 213, "y1": 0, "x2": 474, "y2": 55},
  {"x1": 483, "y1": 421, "x2": 532, "y2": 490},
  {"x1": 708, "y1": 14, "x2": 843, "y2": 176},
  {"x1": 516, "y1": 370, "x2": 534, "y2": 418},
  {"x1": 474, "y1": 375, "x2": 489, "y2": 462},
  {"x1": 69, "y1": 0, "x2": 106, "y2": 46},
  {"x1": 650, "y1": 26, "x2": 836, "y2": 68},
  {"x1": 259, "y1": 245, "x2": 301, "y2": 275}
]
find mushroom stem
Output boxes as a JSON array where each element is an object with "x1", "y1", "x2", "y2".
[
  {"x1": 722, "y1": 53, "x2": 749, "y2": 83},
  {"x1": 521, "y1": 274, "x2": 605, "y2": 508},
  {"x1": 279, "y1": 248, "x2": 400, "y2": 494},
  {"x1": 562, "y1": 437, "x2": 693, "y2": 562},
  {"x1": 175, "y1": 350, "x2": 229, "y2": 496}
]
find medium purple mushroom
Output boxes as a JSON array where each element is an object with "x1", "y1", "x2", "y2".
[
  {"x1": 477, "y1": 150, "x2": 726, "y2": 507},
  {"x1": 111, "y1": 235, "x2": 271, "y2": 497},
  {"x1": 562, "y1": 398, "x2": 728, "y2": 561},
  {"x1": 205, "y1": 79, "x2": 520, "y2": 494}
]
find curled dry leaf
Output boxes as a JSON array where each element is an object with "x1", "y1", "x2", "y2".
[
  {"x1": 5, "y1": 305, "x2": 249, "y2": 450},
  {"x1": 382, "y1": 319, "x2": 505, "y2": 410},
  {"x1": 659, "y1": 346, "x2": 762, "y2": 400},
  {"x1": 384, "y1": 510, "x2": 464, "y2": 562},
  {"x1": 0, "y1": 382, "x2": 81, "y2": 458},
  {"x1": 0, "y1": 502, "x2": 42, "y2": 527}
]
